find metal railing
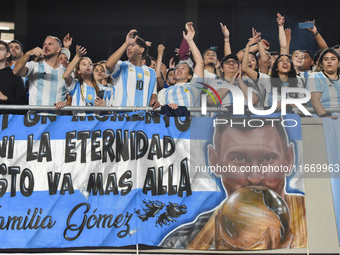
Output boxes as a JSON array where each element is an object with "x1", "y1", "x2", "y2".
[{"x1": 0, "y1": 105, "x2": 340, "y2": 116}]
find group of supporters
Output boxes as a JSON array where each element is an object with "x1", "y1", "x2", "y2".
[{"x1": 0, "y1": 13, "x2": 339, "y2": 117}]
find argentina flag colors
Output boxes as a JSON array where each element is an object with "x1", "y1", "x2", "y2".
[
  {"x1": 0, "y1": 113, "x2": 225, "y2": 249},
  {"x1": 321, "y1": 114, "x2": 340, "y2": 244}
]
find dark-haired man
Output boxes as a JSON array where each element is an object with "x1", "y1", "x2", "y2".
[
  {"x1": 161, "y1": 117, "x2": 307, "y2": 250},
  {"x1": 9, "y1": 40, "x2": 24, "y2": 67},
  {"x1": 0, "y1": 40, "x2": 27, "y2": 114},
  {"x1": 106, "y1": 30, "x2": 158, "y2": 107},
  {"x1": 202, "y1": 48, "x2": 218, "y2": 79}
]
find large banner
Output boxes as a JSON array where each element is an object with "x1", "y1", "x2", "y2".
[{"x1": 0, "y1": 113, "x2": 306, "y2": 250}]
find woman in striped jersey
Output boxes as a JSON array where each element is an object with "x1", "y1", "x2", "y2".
[
  {"x1": 307, "y1": 48, "x2": 340, "y2": 119},
  {"x1": 157, "y1": 22, "x2": 204, "y2": 110},
  {"x1": 56, "y1": 45, "x2": 112, "y2": 110}
]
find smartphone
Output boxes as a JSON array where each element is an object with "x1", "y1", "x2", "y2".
[
  {"x1": 298, "y1": 22, "x2": 313, "y2": 29},
  {"x1": 97, "y1": 90, "x2": 105, "y2": 99}
]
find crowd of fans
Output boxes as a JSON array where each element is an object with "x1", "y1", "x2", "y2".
[{"x1": 1, "y1": 13, "x2": 340, "y2": 118}]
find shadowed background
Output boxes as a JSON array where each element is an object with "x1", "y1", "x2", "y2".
[{"x1": 2, "y1": 0, "x2": 340, "y2": 64}]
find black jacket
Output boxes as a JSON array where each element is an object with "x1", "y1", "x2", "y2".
[{"x1": 0, "y1": 67, "x2": 27, "y2": 114}]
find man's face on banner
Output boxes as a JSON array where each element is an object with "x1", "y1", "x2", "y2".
[{"x1": 209, "y1": 125, "x2": 294, "y2": 198}]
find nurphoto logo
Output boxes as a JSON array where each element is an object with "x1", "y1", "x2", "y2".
[{"x1": 200, "y1": 83, "x2": 311, "y2": 116}]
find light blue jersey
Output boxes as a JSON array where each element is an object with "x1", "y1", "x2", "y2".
[
  {"x1": 68, "y1": 80, "x2": 112, "y2": 107},
  {"x1": 25, "y1": 61, "x2": 67, "y2": 106},
  {"x1": 107, "y1": 60, "x2": 157, "y2": 107},
  {"x1": 307, "y1": 71, "x2": 340, "y2": 108},
  {"x1": 158, "y1": 76, "x2": 204, "y2": 108}
]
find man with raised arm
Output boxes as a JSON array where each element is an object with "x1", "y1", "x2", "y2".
[
  {"x1": 105, "y1": 30, "x2": 159, "y2": 108},
  {"x1": 13, "y1": 36, "x2": 66, "y2": 106}
]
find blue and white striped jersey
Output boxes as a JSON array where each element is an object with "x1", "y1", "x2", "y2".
[
  {"x1": 157, "y1": 76, "x2": 204, "y2": 107},
  {"x1": 107, "y1": 60, "x2": 157, "y2": 107},
  {"x1": 67, "y1": 80, "x2": 112, "y2": 106},
  {"x1": 25, "y1": 61, "x2": 67, "y2": 105},
  {"x1": 307, "y1": 71, "x2": 340, "y2": 108}
]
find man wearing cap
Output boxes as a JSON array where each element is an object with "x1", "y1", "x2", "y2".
[
  {"x1": 207, "y1": 54, "x2": 259, "y2": 107},
  {"x1": 58, "y1": 48, "x2": 71, "y2": 68},
  {"x1": 106, "y1": 29, "x2": 159, "y2": 108},
  {"x1": 13, "y1": 36, "x2": 67, "y2": 107}
]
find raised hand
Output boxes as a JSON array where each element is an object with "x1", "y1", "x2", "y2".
[
  {"x1": 126, "y1": 29, "x2": 138, "y2": 45},
  {"x1": 306, "y1": 20, "x2": 317, "y2": 34},
  {"x1": 183, "y1": 22, "x2": 195, "y2": 41},
  {"x1": 261, "y1": 39, "x2": 270, "y2": 50},
  {"x1": 75, "y1": 45, "x2": 87, "y2": 57},
  {"x1": 247, "y1": 28, "x2": 261, "y2": 46},
  {"x1": 169, "y1": 57, "x2": 175, "y2": 69},
  {"x1": 220, "y1": 22, "x2": 230, "y2": 39},
  {"x1": 27, "y1": 47, "x2": 44, "y2": 58},
  {"x1": 63, "y1": 33, "x2": 73, "y2": 49},
  {"x1": 146, "y1": 41, "x2": 152, "y2": 47},
  {"x1": 157, "y1": 44, "x2": 165, "y2": 56},
  {"x1": 277, "y1": 13, "x2": 285, "y2": 26}
]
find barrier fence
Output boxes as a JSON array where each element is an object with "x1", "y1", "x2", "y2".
[
  {"x1": 0, "y1": 105, "x2": 339, "y2": 114},
  {"x1": 0, "y1": 108, "x2": 340, "y2": 254}
]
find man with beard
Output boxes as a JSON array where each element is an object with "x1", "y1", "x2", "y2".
[
  {"x1": 0, "y1": 40, "x2": 27, "y2": 114},
  {"x1": 13, "y1": 36, "x2": 66, "y2": 106},
  {"x1": 9, "y1": 40, "x2": 24, "y2": 67}
]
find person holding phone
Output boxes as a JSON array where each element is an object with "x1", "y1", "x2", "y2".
[
  {"x1": 241, "y1": 14, "x2": 304, "y2": 109},
  {"x1": 298, "y1": 20, "x2": 328, "y2": 74},
  {"x1": 55, "y1": 45, "x2": 112, "y2": 110}
]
